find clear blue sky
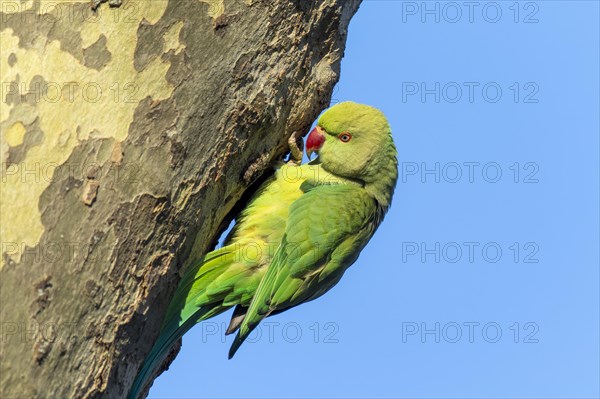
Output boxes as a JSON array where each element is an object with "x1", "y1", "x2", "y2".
[{"x1": 151, "y1": 2, "x2": 599, "y2": 398}]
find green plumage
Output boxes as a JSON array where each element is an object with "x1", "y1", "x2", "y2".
[{"x1": 128, "y1": 102, "x2": 398, "y2": 399}]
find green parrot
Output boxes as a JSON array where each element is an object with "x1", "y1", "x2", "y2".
[{"x1": 127, "y1": 101, "x2": 398, "y2": 399}]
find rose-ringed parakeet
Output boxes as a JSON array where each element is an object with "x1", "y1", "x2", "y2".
[{"x1": 128, "y1": 102, "x2": 398, "y2": 398}]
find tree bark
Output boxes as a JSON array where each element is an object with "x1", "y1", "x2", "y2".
[{"x1": 0, "y1": 0, "x2": 361, "y2": 397}]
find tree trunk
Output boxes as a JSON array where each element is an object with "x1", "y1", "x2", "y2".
[{"x1": 0, "y1": 0, "x2": 361, "y2": 397}]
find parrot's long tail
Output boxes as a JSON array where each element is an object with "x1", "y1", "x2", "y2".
[{"x1": 127, "y1": 247, "x2": 236, "y2": 399}]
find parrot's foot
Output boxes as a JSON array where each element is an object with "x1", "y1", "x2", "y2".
[
  {"x1": 91, "y1": 0, "x2": 122, "y2": 11},
  {"x1": 287, "y1": 130, "x2": 304, "y2": 166}
]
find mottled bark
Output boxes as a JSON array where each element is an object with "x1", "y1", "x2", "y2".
[{"x1": 0, "y1": 0, "x2": 361, "y2": 397}]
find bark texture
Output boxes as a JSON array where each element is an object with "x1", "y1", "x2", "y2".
[{"x1": 0, "y1": 0, "x2": 361, "y2": 397}]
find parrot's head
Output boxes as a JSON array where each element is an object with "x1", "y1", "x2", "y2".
[{"x1": 306, "y1": 101, "x2": 398, "y2": 206}]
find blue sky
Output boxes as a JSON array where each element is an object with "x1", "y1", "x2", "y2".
[{"x1": 151, "y1": 2, "x2": 599, "y2": 398}]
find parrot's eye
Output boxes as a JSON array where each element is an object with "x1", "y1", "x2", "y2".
[{"x1": 339, "y1": 133, "x2": 352, "y2": 142}]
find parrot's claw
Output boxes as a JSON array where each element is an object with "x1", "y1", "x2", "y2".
[
  {"x1": 287, "y1": 130, "x2": 304, "y2": 166},
  {"x1": 92, "y1": 0, "x2": 122, "y2": 11}
]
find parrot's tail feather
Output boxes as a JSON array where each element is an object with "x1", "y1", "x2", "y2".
[
  {"x1": 127, "y1": 247, "x2": 236, "y2": 399},
  {"x1": 165, "y1": 247, "x2": 235, "y2": 324},
  {"x1": 225, "y1": 304, "x2": 247, "y2": 335},
  {"x1": 127, "y1": 315, "x2": 197, "y2": 399}
]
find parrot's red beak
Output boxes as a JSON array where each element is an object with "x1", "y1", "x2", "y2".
[{"x1": 306, "y1": 126, "x2": 325, "y2": 158}]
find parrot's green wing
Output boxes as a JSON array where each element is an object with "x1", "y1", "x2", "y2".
[{"x1": 228, "y1": 183, "x2": 380, "y2": 358}]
